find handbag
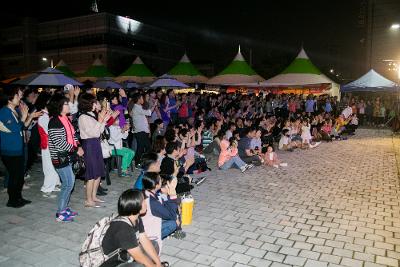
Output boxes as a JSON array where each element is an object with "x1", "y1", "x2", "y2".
[
  {"x1": 101, "y1": 139, "x2": 113, "y2": 159},
  {"x1": 70, "y1": 152, "x2": 86, "y2": 176}
]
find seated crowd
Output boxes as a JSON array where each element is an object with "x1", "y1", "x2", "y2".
[{"x1": 0, "y1": 85, "x2": 362, "y2": 266}]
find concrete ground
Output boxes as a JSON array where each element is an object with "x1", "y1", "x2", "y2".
[{"x1": 0, "y1": 128, "x2": 399, "y2": 267}]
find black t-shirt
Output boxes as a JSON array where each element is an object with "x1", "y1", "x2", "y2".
[
  {"x1": 238, "y1": 136, "x2": 252, "y2": 158},
  {"x1": 161, "y1": 156, "x2": 175, "y2": 176},
  {"x1": 101, "y1": 217, "x2": 145, "y2": 267}
]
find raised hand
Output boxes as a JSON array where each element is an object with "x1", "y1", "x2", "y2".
[{"x1": 74, "y1": 86, "x2": 81, "y2": 97}]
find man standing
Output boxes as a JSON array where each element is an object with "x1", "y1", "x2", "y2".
[{"x1": 131, "y1": 93, "x2": 157, "y2": 167}]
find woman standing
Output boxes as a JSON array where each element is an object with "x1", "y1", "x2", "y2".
[
  {"x1": 48, "y1": 93, "x2": 83, "y2": 221},
  {"x1": 78, "y1": 93, "x2": 111, "y2": 207},
  {"x1": 36, "y1": 92, "x2": 60, "y2": 198},
  {"x1": 0, "y1": 88, "x2": 42, "y2": 208}
]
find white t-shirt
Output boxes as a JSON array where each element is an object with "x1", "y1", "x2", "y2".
[
  {"x1": 278, "y1": 135, "x2": 290, "y2": 150},
  {"x1": 341, "y1": 106, "x2": 353, "y2": 119},
  {"x1": 68, "y1": 101, "x2": 78, "y2": 115}
]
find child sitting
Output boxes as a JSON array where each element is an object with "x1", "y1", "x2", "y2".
[
  {"x1": 109, "y1": 118, "x2": 135, "y2": 176},
  {"x1": 263, "y1": 145, "x2": 287, "y2": 168}
]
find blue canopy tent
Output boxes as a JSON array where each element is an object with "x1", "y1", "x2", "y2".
[
  {"x1": 341, "y1": 69, "x2": 398, "y2": 93},
  {"x1": 12, "y1": 67, "x2": 82, "y2": 87}
]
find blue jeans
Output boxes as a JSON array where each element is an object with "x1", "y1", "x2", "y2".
[
  {"x1": 55, "y1": 164, "x2": 75, "y2": 213},
  {"x1": 162, "y1": 220, "x2": 177, "y2": 239},
  {"x1": 220, "y1": 156, "x2": 246, "y2": 170}
]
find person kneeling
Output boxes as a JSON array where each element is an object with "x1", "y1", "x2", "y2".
[{"x1": 142, "y1": 172, "x2": 186, "y2": 241}]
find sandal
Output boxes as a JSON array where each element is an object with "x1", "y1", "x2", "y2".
[{"x1": 84, "y1": 201, "x2": 101, "y2": 208}]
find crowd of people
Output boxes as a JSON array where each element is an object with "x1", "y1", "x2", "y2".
[{"x1": 0, "y1": 85, "x2": 367, "y2": 266}]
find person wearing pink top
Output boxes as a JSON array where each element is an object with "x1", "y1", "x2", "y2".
[
  {"x1": 263, "y1": 146, "x2": 287, "y2": 168},
  {"x1": 218, "y1": 137, "x2": 253, "y2": 172}
]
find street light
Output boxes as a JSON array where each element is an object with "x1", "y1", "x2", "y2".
[
  {"x1": 330, "y1": 69, "x2": 334, "y2": 73},
  {"x1": 391, "y1": 23, "x2": 400, "y2": 30},
  {"x1": 42, "y1": 57, "x2": 47, "y2": 61}
]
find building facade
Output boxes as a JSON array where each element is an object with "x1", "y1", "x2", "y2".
[{"x1": 0, "y1": 13, "x2": 185, "y2": 79}]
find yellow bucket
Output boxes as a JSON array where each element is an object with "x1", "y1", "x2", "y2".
[{"x1": 181, "y1": 196, "x2": 194, "y2": 226}]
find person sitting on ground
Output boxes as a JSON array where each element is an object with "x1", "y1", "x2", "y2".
[
  {"x1": 301, "y1": 118, "x2": 321, "y2": 149},
  {"x1": 134, "y1": 152, "x2": 162, "y2": 190},
  {"x1": 101, "y1": 189, "x2": 162, "y2": 267},
  {"x1": 109, "y1": 118, "x2": 134, "y2": 177},
  {"x1": 263, "y1": 145, "x2": 287, "y2": 168},
  {"x1": 320, "y1": 119, "x2": 333, "y2": 142},
  {"x1": 218, "y1": 136, "x2": 253, "y2": 172},
  {"x1": 153, "y1": 136, "x2": 167, "y2": 162},
  {"x1": 225, "y1": 122, "x2": 236, "y2": 141},
  {"x1": 278, "y1": 129, "x2": 297, "y2": 151},
  {"x1": 237, "y1": 127, "x2": 263, "y2": 166},
  {"x1": 142, "y1": 171, "x2": 186, "y2": 241}
]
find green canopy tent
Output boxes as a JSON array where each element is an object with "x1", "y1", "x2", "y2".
[
  {"x1": 116, "y1": 57, "x2": 156, "y2": 84},
  {"x1": 167, "y1": 53, "x2": 208, "y2": 83},
  {"x1": 260, "y1": 48, "x2": 340, "y2": 96},
  {"x1": 78, "y1": 58, "x2": 114, "y2": 82},
  {"x1": 55, "y1": 60, "x2": 76, "y2": 77},
  {"x1": 207, "y1": 46, "x2": 264, "y2": 85}
]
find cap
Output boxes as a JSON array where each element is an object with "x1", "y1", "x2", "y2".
[{"x1": 64, "y1": 84, "x2": 74, "y2": 92}]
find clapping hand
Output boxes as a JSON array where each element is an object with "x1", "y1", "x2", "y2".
[
  {"x1": 119, "y1": 88, "x2": 127, "y2": 98},
  {"x1": 19, "y1": 102, "x2": 29, "y2": 119},
  {"x1": 111, "y1": 110, "x2": 120, "y2": 119},
  {"x1": 30, "y1": 110, "x2": 43, "y2": 119},
  {"x1": 74, "y1": 86, "x2": 81, "y2": 97}
]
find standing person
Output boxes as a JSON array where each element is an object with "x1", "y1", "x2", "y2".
[
  {"x1": 148, "y1": 89, "x2": 161, "y2": 124},
  {"x1": 110, "y1": 88, "x2": 128, "y2": 128},
  {"x1": 373, "y1": 97, "x2": 381, "y2": 126},
  {"x1": 357, "y1": 99, "x2": 366, "y2": 126},
  {"x1": 159, "y1": 94, "x2": 171, "y2": 132},
  {"x1": 64, "y1": 84, "x2": 80, "y2": 117},
  {"x1": 0, "y1": 88, "x2": 42, "y2": 208},
  {"x1": 48, "y1": 94, "x2": 84, "y2": 221},
  {"x1": 131, "y1": 93, "x2": 157, "y2": 167},
  {"x1": 78, "y1": 93, "x2": 111, "y2": 208},
  {"x1": 178, "y1": 94, "x2": 189, "y2": 124},
  {"x1": 167, "y1": 89, "x2": 179, "y2": 124},
  {"x1": 305, "y1": 96, "x2": 315, "y2": 115},
  {"x1": 365, "y1": 100, "x2": 373, "y2": 125},
  {"x1": 36, "y1": 92, "x2": 60, "y2": 198}
]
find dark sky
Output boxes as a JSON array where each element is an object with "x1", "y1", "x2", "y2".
[{"x1": 0, "y1": 0, "x2": 365, "y2": 80}]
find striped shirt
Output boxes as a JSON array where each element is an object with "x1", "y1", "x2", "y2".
[{"x1": 48, "y1": 117, "x2": 78, "y2": 168}]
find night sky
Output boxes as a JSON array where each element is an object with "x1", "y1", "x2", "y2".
[{"x1": 0, "y1": 0, "x2": 365, "y2": 81}]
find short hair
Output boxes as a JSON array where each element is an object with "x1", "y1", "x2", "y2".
[
  {"x1": 142, "y1": 172, "x2": 161, "y2": 190},
  {"x1": 78, "y1": 93, "x2": 96, "y2": 113},
  {"x1": 131, "y1": 93, "x2": 142, "y2": 104},
  {"x1": 117, "y1": 189, "x2": 144, "y2": 216},
  {"x1": 179, "y1": 128, "x2": 188, "y2": 137},
  {"x1": 47, "y1": 93, "x2": 68, "y2": 117},
  {"x1": 165, "y1": 141, "x2": 179, "y2": 154},
  {"x1": 282, "y1": 129, "x2": 290, "y2": 135},
  {"x1": 35, "y1": 92, "x2": 52, "y2": 111},
  {"x1": 140, "y1": 152, "x2": 159, "y2": 171},
  {"x1": 153, "y1": 136, "x2": 166, "y2": 153},
  {"x1": 154, "y1": 119, "x2": 163, "y2": 125},
  {"x1": 164, "y1": 128, "x2": 176, "y2": 143},
  {"x1": 0, "y1": 87, "x2": 21, "y2": 106}
]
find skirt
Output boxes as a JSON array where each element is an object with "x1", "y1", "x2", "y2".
[{"x1": 82, "y1": 138, "x2": 105, "y2": 180}]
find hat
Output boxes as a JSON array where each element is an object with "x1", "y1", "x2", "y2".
[{"x1": 64, "y1": 84, "x2": 74, "y2": 92}]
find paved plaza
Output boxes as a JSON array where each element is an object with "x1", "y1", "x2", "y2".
[{"x1": 0, "y1": 129, "x2": 399, "y2": 267}]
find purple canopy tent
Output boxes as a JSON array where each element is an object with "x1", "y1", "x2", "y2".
[{"x1": 12, "y1": 67, "x2": 82, "y2": 86}]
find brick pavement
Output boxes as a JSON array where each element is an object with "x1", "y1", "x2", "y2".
[{"x1": 0, "y1": 128, "x2": 399, "y2": 266}]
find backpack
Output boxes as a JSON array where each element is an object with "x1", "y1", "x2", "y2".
[{"x1": 79, "y1": 214, "x2": 132, "y2": 267}]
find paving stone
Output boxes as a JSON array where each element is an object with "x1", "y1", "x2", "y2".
[
  {"x1": 264, "y1": 252, "x2": 286, "y2": 263},
  {"x1": 340, "y1": 258, "x2": 364, "y2": 267},
  {"x1": 229, "y1": 253, "x2": 251, "y2": 264},
  {"x1": 211, "y1": 258, "x2": 235, "y2": 267},
  {"x1": 283, "y1": 255, "x2": 307, "y2": 266},
  {"x1": 192, "y1": 254, "x2": 216, "y2": 265},
  {"x1": 245, "y1": 247, "x2": 266, "y2": 258},
  {"x1": 304, "y1": 259, "x2": 328, "y2": 267},
  {"x1": 261, "y1": 242, "x2": 282, "y2": 252},
  {"x1": 248, "y1": 258, "x2": 272, "y2": 267},
  {"x1": 211, "y1": 249, "x2": 234, "y2": 260},
  {"x1": 319, "y1": 254, "x2": 341, "y2": 264},
  {"x1": 176, "y1": 249, "x2": 199, "y2": 261},
  {"x1": 279, "y1": 246, "x2": 300, "y2": 256},
  {"x1": 227, "y1": 244, "x2": 249, "y2": 254},
  {"x1": 375, "y1": 256, "x2": 399, "y2": 267}
]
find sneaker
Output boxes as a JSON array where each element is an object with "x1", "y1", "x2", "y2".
[
  {"x1": 245, "y1": 164, "x2": 255, "y2": 171},
  {"x1": 65, "y1": 207, "x2": 78, "y2": 217},
  {"x1": 171, "y1": 230, "x2": 186, "y2": 239},
  {"x1": 240, "y1": 166, "x2": 247, "y2": 173},
  {"x1": 42, "y1": 192, "x2": 56, "y2": 198},
  {"x1": 56, "y1": 212, "x2": 74, "y2": 222},
  {"x1": 120, "y1": 171, "x2": 128, "y2": 177},
  {"x1": 53, "y1": 186, "x2": 61, "y2": 192}
]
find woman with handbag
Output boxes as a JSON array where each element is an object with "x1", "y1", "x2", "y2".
[
  {"x1": 48, "y1": 94, "x2": 84, "y2": 222},
  {"x1": 78, "y1": 93, "x2": 112, "y2": 208}
]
